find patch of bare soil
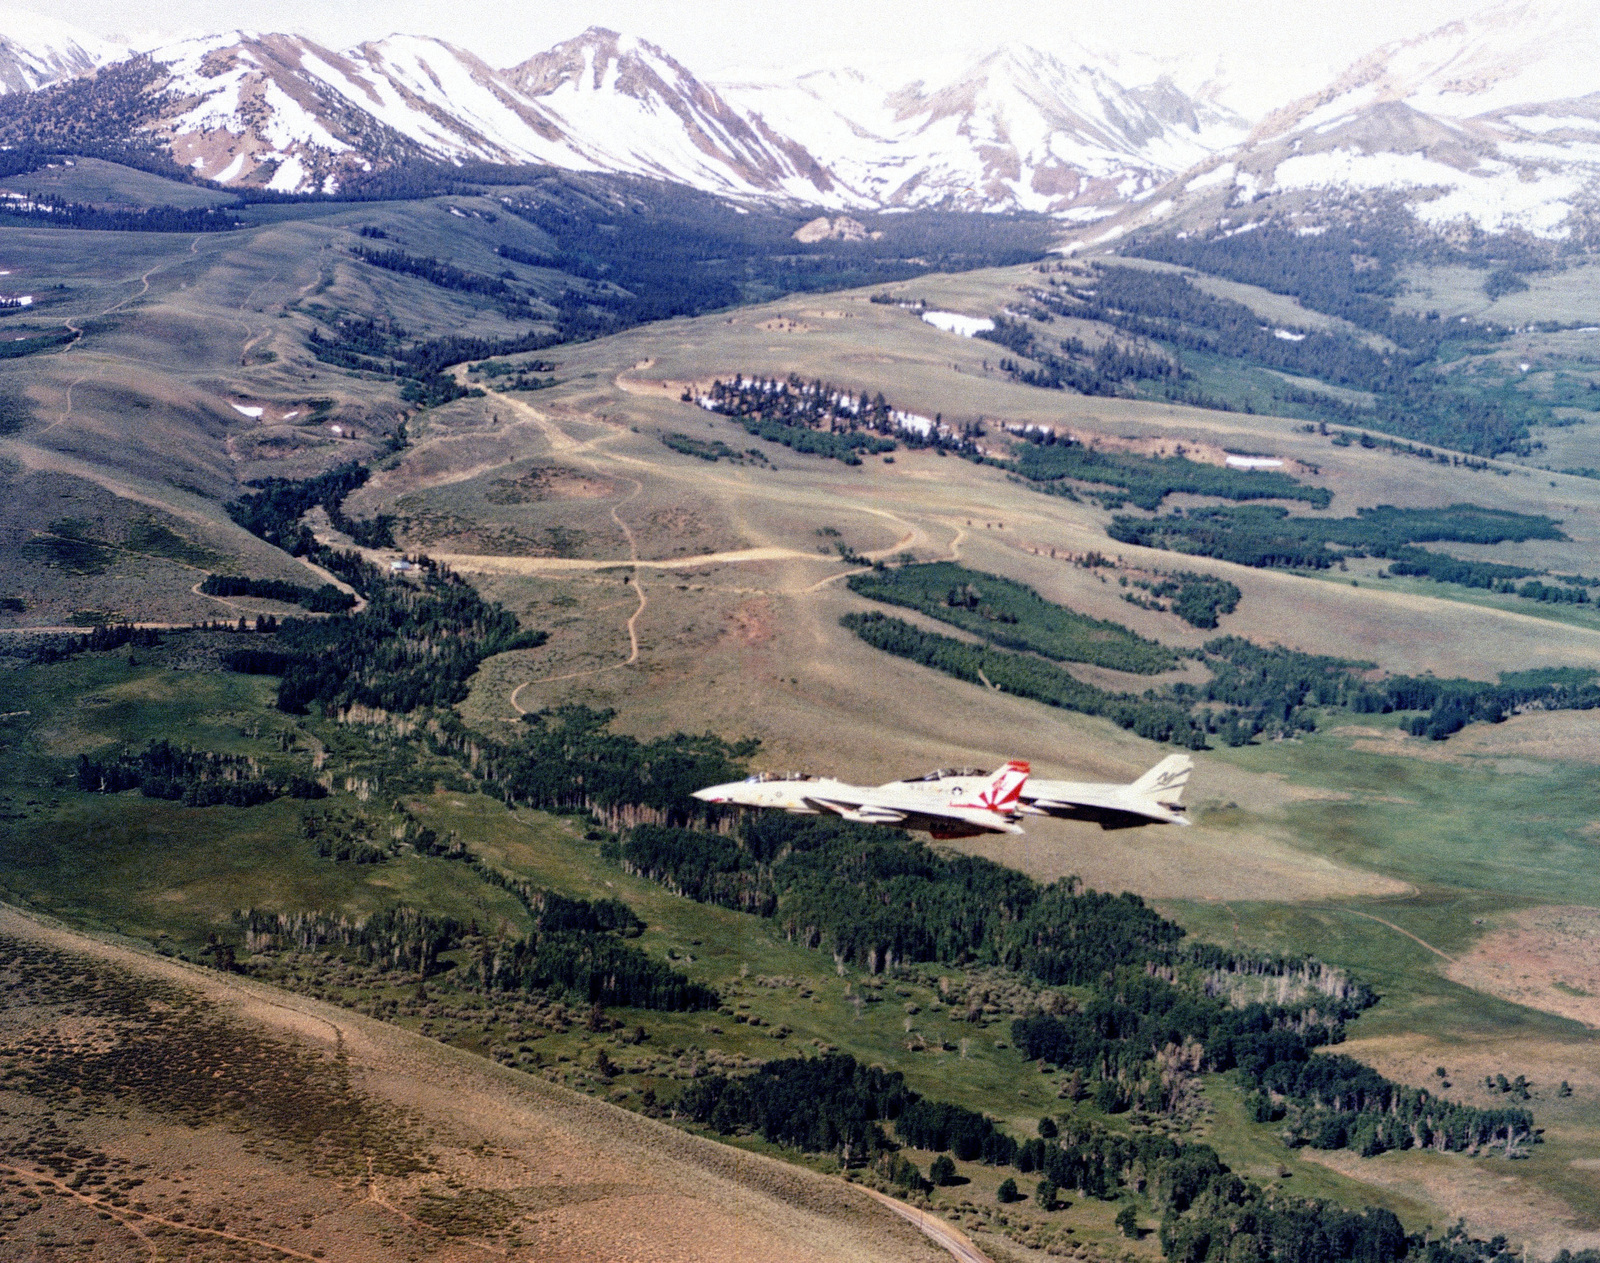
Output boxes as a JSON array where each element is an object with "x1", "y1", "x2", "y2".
[
  {"x1": 725, "y1": 597, "x2": 775, "y2": 646},
  {"x1": 1336, "y1": 1029, "x2": 1600, "y2": 1111},
  {"x1": 1446, "y1": 905, "x2": 1600, "y2": 1028},
  {"x1": 613, "y1": 373, "x2": 708, "y2": 400},
  {"x1": 1299, "y1": 1147, "x2": 1600, "y2": 1257},
  {"x1": 485, "y1": 466, "x2": 619, "y2": 504},
  {"x1": 395, "y1": 506, "x2": 590, "y2": 559},
  {"x1": 1450, "y1": 711, "x2": 1600, "y2": 766},
  {"x1": 1039, "y1": 428, "x2": 1319, "y2": 475},
  {"x1": 1341, "y1": 714, "x2": 1600, "y2": 770},
  {"x1": 636, "y1": 506, "x2": 731, "y2": 559},
  {"x1": 0, "y1": 904, "x2": 944, "y2": 1263},
  {"x1": 1341, "y1": 725, "x2": 1474, "y2": 765}
]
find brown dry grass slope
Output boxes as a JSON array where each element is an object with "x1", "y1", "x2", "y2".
[{"x1": 0, "y1": 902, "x2": 950, "y2": 1263}]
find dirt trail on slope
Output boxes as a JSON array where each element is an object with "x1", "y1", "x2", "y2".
[
  {"x1": 508, "y1": 476, "x2": 649, "y2": 714},
  {"x1": 1339, "y1": 909, "x2": 1455, "y2": 961},
  {"x1": 439, "y1": 546, "x2": 832, "y2": 575},
  {"x1": 861, "y1": 1189, "x2": 992, "y2": 1263}
]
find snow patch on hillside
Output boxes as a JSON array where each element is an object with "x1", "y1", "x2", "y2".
[
  {"x1": 1273, "y1": 148, "x2": 1581, "y2": 236},
  {"x1": 922, "y1": 311, "x2": 995, "y2": 336}
]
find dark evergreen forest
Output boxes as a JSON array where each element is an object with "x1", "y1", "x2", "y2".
[{"x1": 991, "y1": 254, "x2": 1552, "y2": 455}]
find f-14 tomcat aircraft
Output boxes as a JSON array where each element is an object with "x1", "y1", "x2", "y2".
[
  {"x1": 691, "y1": 753, "x2": 1193, "y2": 838},
  {"x1": 691, "y1": 760, "x2": 1032, "y2": 839}
]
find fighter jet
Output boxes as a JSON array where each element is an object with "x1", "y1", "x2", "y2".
[
  {"x1": 908, "y1": 753, "x2": 1193, "y2": 829},
  {"x1": 691, "y1": 760, "x2": 1032, "y2": 839}
]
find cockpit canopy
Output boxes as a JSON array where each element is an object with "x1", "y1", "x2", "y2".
[
  {"x1": 909, "y1": 768, "x2": 988, "y2": 782},
  {"x1": 744, "y1": 771, "x2": 818, "y2": 783}
]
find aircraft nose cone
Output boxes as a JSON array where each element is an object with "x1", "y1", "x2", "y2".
[{"x1": 691, "y1": 786, "x2": 721, "y2": 802}]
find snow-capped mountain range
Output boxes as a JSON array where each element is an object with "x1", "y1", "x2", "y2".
[
  {"x1": 1094, "y1": 0, "x2": 1600, "y2": 242},
  {"x1": 132, "y1": 26, "x2": 1243, "y2": 215},
  {"x1": 717, "y1": 46, "x2": 1247, "y2": 215},
  {"x1": 6, "y1": 0, "x2": 1600, "y2": 238}
]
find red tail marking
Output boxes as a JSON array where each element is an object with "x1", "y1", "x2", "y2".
[{"x1": 977, "y1": 759, "x2": 1030, "y2": 812}]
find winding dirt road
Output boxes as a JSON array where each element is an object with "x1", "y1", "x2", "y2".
[
  {"x1": 507, "y1": 475, "x2": 649, "y2": 715},
  {"x1": 860, "y1": 1188, "x2": 993, "y2": 1263}
]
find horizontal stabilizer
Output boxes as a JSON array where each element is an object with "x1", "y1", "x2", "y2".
[
  {"x1": 1028, "y1": 790, "x2": 1189, "y2": 828},
  {"x1": 1025, "y1": 754, "x2": 1194, "y2": 829}
]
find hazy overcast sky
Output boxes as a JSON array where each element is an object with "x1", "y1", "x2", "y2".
[{"x1": 8, "y1": 0, "x2": 1495, "y2": 113}]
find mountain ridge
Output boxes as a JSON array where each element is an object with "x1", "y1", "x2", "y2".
[
  {"x1": 0, "y1": 14, "x2": 1243, "y2": 210},
  {"x1": 4, "y1": 2, "x2": 1600, "y2": 241}
]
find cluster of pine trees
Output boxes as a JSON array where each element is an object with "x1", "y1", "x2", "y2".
[
  {"x1": 352, "y1": 245, "x2": 533, "y2": 316},
  {"x1": 76, "y1": 739, "x2": 325, "y2": 807},
  {"x1": 1250, "y1": 1052, "x2": 1536, "y2": 1157},
  {"x1": 620, "y1": 817, "x2": 1187, "y2": 981},
  {"x1": 24, "y1": 623, "x2": 160, "y2": 663},
  {"x1": 472, "y1": 930, "x2": 717, "y2": 1011},
  {"x1": 0, "y1": 328, "x2": 80, "y2": 359},
  {"x1": 980, "y1": 315, "x2": 1189, "y2": 398},
  {"x1": 488, "y1": 705, "x2": 755, "y2": 828},
  {"x1": 843, "y1": 590, "x2": 1600, "y2": 748},
  {"x1": 1013, "y1": 975, "x2": 1531, "y2": 1156},
  {"x1": 232, "y1": 888, "x2": 711, "y2": 1011},
  {"x1": 847, "y1": 561, "x2": 1179, "y2": 673},
  {"x1": 307, "y1": 313, "x2": 556, "y2": 408},
  {"x1": 695, "y1": 375, "x2": 899, "y2": 464},
  {"x1": 1042, "y1": 266, "x2": 1394, "y2": 395},
  {"x1": 840, "y1": 610, "x2": 1212, "y2": 746},
  {"x1": 621, "y1": 809, "x2": 1533, "y2": 1259},
  {"x1": 235, "y1": 906, "x2": 468, "y2": 977},
  {"x1": 472, "y1": 862, "x2": 644, "y2": 937},
  {"x1": 200, "y1": 573, "x2": 355, "y2": 612},
  {"x1": 678, "y1": 1044, "x2": 1465, "y2": 1263},
  {"x1": 301, "y1": 811, "x2": 390, "y2": 864},
  {"x1": 227, "y1": 459, "x2": 396, "y2": 554},
  {"x1": 696, "y1": 373, "x2": 982, "y2": 462},
  {"x1": 1004, "y1": 428, "x2": 1330, "y2": 511},
  {"x1": 995, "y1": 241, "x2": 1562, "y2": 458},
  {"x1": 499, "y1": 186, "x2": 1049, "y2": 340},
  {"x1": 1121, "y1": 221, "x2": 1559, "y2": 455},
  {"x1": 270, "y1": 567, "x2": 546, "y2": 715},
  {"x1": 1122, "y1": 572, "x2": 1242, "y2": 629},
  {"x1": 0, "y1": 198, "x2": 241, "y2": 232},
  {"x1": 1106, "y1": 502, "x2": 1562, "y2": 580}
]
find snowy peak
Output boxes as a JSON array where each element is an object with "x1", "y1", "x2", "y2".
[
  {"x1": 0, "y1": 19, "x2": 1243, "y2": 210},
  {"x1": 1249, "y1": 0, "x2": 1600, "y2": 145},
  {"x1": 499, "y1": 27, "x2": 837, "y2": 199},
  {"x1": 25, "y1": 5, "x2": 1597, "y2": 238},
  {"x1": 0, "y1": 9, "x2": 119, "y2": 94},
  {"x1": 502, "y1": 26, "x2": 660, "y2": 97},
  {"x1": 151, "y1": 30, "x2": 435, "y2": 192},
  {"x1": 722, "y1": 43, "x2": 1245, "y2": 214},
  {"x1": 141, "y1": 25, "x2": 835, "y2": 200},
  {"x1": 1326, "y1": 0, "x2": 1599, "y2": 121},
  {"x1": 1129, "y1": 0, "x2": 1600, "y2": 242}
]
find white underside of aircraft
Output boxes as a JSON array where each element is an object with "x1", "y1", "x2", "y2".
[{"x1": 691, "y1": 753, "x2": 1193, "y2": 838}]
